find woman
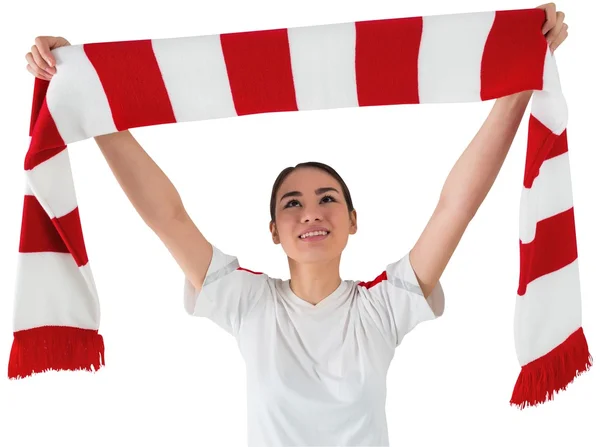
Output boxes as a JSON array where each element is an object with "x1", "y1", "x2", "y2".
[{"x1": 25, "y1": 4, "x2": 567, "y2": 446}]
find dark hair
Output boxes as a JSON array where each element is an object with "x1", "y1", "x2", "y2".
[{"x1": 269, "y1": 161, "x2": 354, "y2": 223}]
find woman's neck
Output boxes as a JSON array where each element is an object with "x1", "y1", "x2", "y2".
[{"x1": 287, "y1": 257, "x2": 342, "y2": 305}]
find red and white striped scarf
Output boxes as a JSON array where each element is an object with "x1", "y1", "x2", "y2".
[{"x1": 10, "y1": 8, "x2": 591, "y2": 408}]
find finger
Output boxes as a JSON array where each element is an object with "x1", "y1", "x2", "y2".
[
  {"x1": 34, "y1": 36, "x2": 56, "y2": 67},
  {"x1": 545, "y1": 11, "x2": 565, "y2": 44},
  {"x1": 549, "y1": 23, "x2": 568, "y2": 52},
  {"x1": 540, "y1": 3, "x2": 557, "y2": 34},
  {"x1": 31, "y1": 45, "x2": 55, "y2": 74},
  {"x1": 550, "y1": 26, "x2": 568, "y2": 53},
  {"x1": 26, "y1": 62, "x2": 51, "y2": 81},
  {"x1": 25, "y1": 52, "x2": 52, "y2": 80}
]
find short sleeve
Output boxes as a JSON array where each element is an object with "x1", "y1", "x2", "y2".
[
  {"x1": 183, "y1": 244, "x2": 268, "y2": 337},
  {"x1": 359, "y1": 252, "x2": 445, "y2": 347}
]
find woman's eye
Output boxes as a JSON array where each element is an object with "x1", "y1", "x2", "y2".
[{"x1": 285, "y1": 195, "x2": 336, "y2": 208}]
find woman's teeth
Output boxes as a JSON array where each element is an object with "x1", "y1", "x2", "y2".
[{"x1": 300, "y1": 231, "x2": 328, "y2": 239}]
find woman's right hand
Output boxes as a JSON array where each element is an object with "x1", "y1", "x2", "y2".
[{"x1": 25, "y1": 36, "x2": 70, "y2": 81}]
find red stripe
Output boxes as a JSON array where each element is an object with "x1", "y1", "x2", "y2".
[
  {"x1": 518, "y1": 207, "x2": 578, "y2": 296},
  {"x1": 523, "y1": 116, "x2": 568, "y2": 189},
  {"x1": 547, "y1": 127, "x2": 568, "y2": 159},
  {"x1": 19, "y1": 195, "x2": 69, "y2": 254},
  {"x1": 54, "y1": 207, "x2": 89, "y2": 267},
  {"x1": 358, "y1": 271, "x2": 387, "y2": 289},
  {"x1": 480, "y1": 9, "x2": 546, "y2": 100},
  {"x1": 19, "y1": 196, "x2": 89, "y2": 266},
  {"x1": 355, "y1": 17, "x2": 422, "y2": 106},
  {"x1": 237, "y1": 267, "x2": 263, "y2": 275},
  {"x1": 220, "y1": 29, "x2": 298, "y2": 116},
  {"x1": 84, "y1": 40, "x2": 177, "y2": 131},
  {"x1": 25, "y1": 98, "x2": 67, "y2": 170}
]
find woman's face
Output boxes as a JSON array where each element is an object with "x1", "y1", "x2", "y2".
[{"x1": 270, "y1": 168, "x2": 357, "y2": 264}]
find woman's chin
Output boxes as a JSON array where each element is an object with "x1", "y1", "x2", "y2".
[{"x1": 292, "y1": 244, "x2": 343, "y2": 263}]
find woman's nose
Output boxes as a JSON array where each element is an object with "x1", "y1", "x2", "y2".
[{"x1": 302, "y1": 207, "x2": 323, "y2": 222}]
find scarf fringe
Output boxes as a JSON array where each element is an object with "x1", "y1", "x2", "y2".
[
  {"x1": 8, "y1": 326, "x2": 105, "y2": 379},
  {"x1": 510, "y1": 327, "x2": 592, "y2": 408}
]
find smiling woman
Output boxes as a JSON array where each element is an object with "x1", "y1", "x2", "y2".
[{"x1": 183, "y1": 158, "x2": 445, "y2": 445}]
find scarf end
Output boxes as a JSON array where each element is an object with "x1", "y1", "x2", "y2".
[
  {"x1": 510, "y1": 327, "x2": 592, "y2": 408},
  {"x1": 8, "y1": 326, "x2": 105, "y2": 379}
]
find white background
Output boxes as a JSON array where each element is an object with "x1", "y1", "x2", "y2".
[{"x1": 1, "y1": 1, "x2": 598, "y2": 446}]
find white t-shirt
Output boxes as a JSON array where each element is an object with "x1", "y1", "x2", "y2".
[{"x1": 184, "y1": 245, "x2": 445, "y2": 447}]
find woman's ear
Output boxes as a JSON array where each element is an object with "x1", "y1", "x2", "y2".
[
  {"x1": 269, "y1": 221, "x2": 280, "y2": 244},
  {"x1": 350, "y1": 210, "x2": 358, "y2": 235}
]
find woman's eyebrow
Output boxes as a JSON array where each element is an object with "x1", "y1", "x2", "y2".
[{"x1": 280, "y1": 187, "x2": 340, "y2": 202}]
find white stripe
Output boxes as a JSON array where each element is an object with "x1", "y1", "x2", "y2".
[
  {"x1": 79, "y1": 262, "x2": 100, "y2": 311},
  {"x1": 26, "y1": 149, "x2": 77, "y2": 219},
  {"x1": 288, "y1": 23, "x2": 358, "y2": 110},
  {"x1": 13, "y1": 253, "x2": 99, "y2": 332},
  {"x1": 418, "y1": 11, "x2": 496, "y2": 103},
  {"x1": 152, "y1": 35, "x2": 237, "y2": 122},
  {"x1": 46, "y1": 45, "x2": 117, "y2": 143},
  {"x1": 24, "y1": 178, "x2": 34, "y2": 196},
  {"x1": 531, "y1": 46, "x2": 568, "y2": 135},
  {"x1": 519, "y1": 152, "x2": 573, "y2": 244},
  {"x1": 514, "y1": 259, "x2": 582, "y2": 366}
]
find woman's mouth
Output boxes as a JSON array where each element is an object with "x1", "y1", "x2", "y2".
[{"x1": 299, "y1": 230, "x2": 330, "y2": 241}]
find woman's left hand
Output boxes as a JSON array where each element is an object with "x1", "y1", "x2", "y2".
[{"x1": 537, "y1": 3, "x2": 568, "y2": 53}]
